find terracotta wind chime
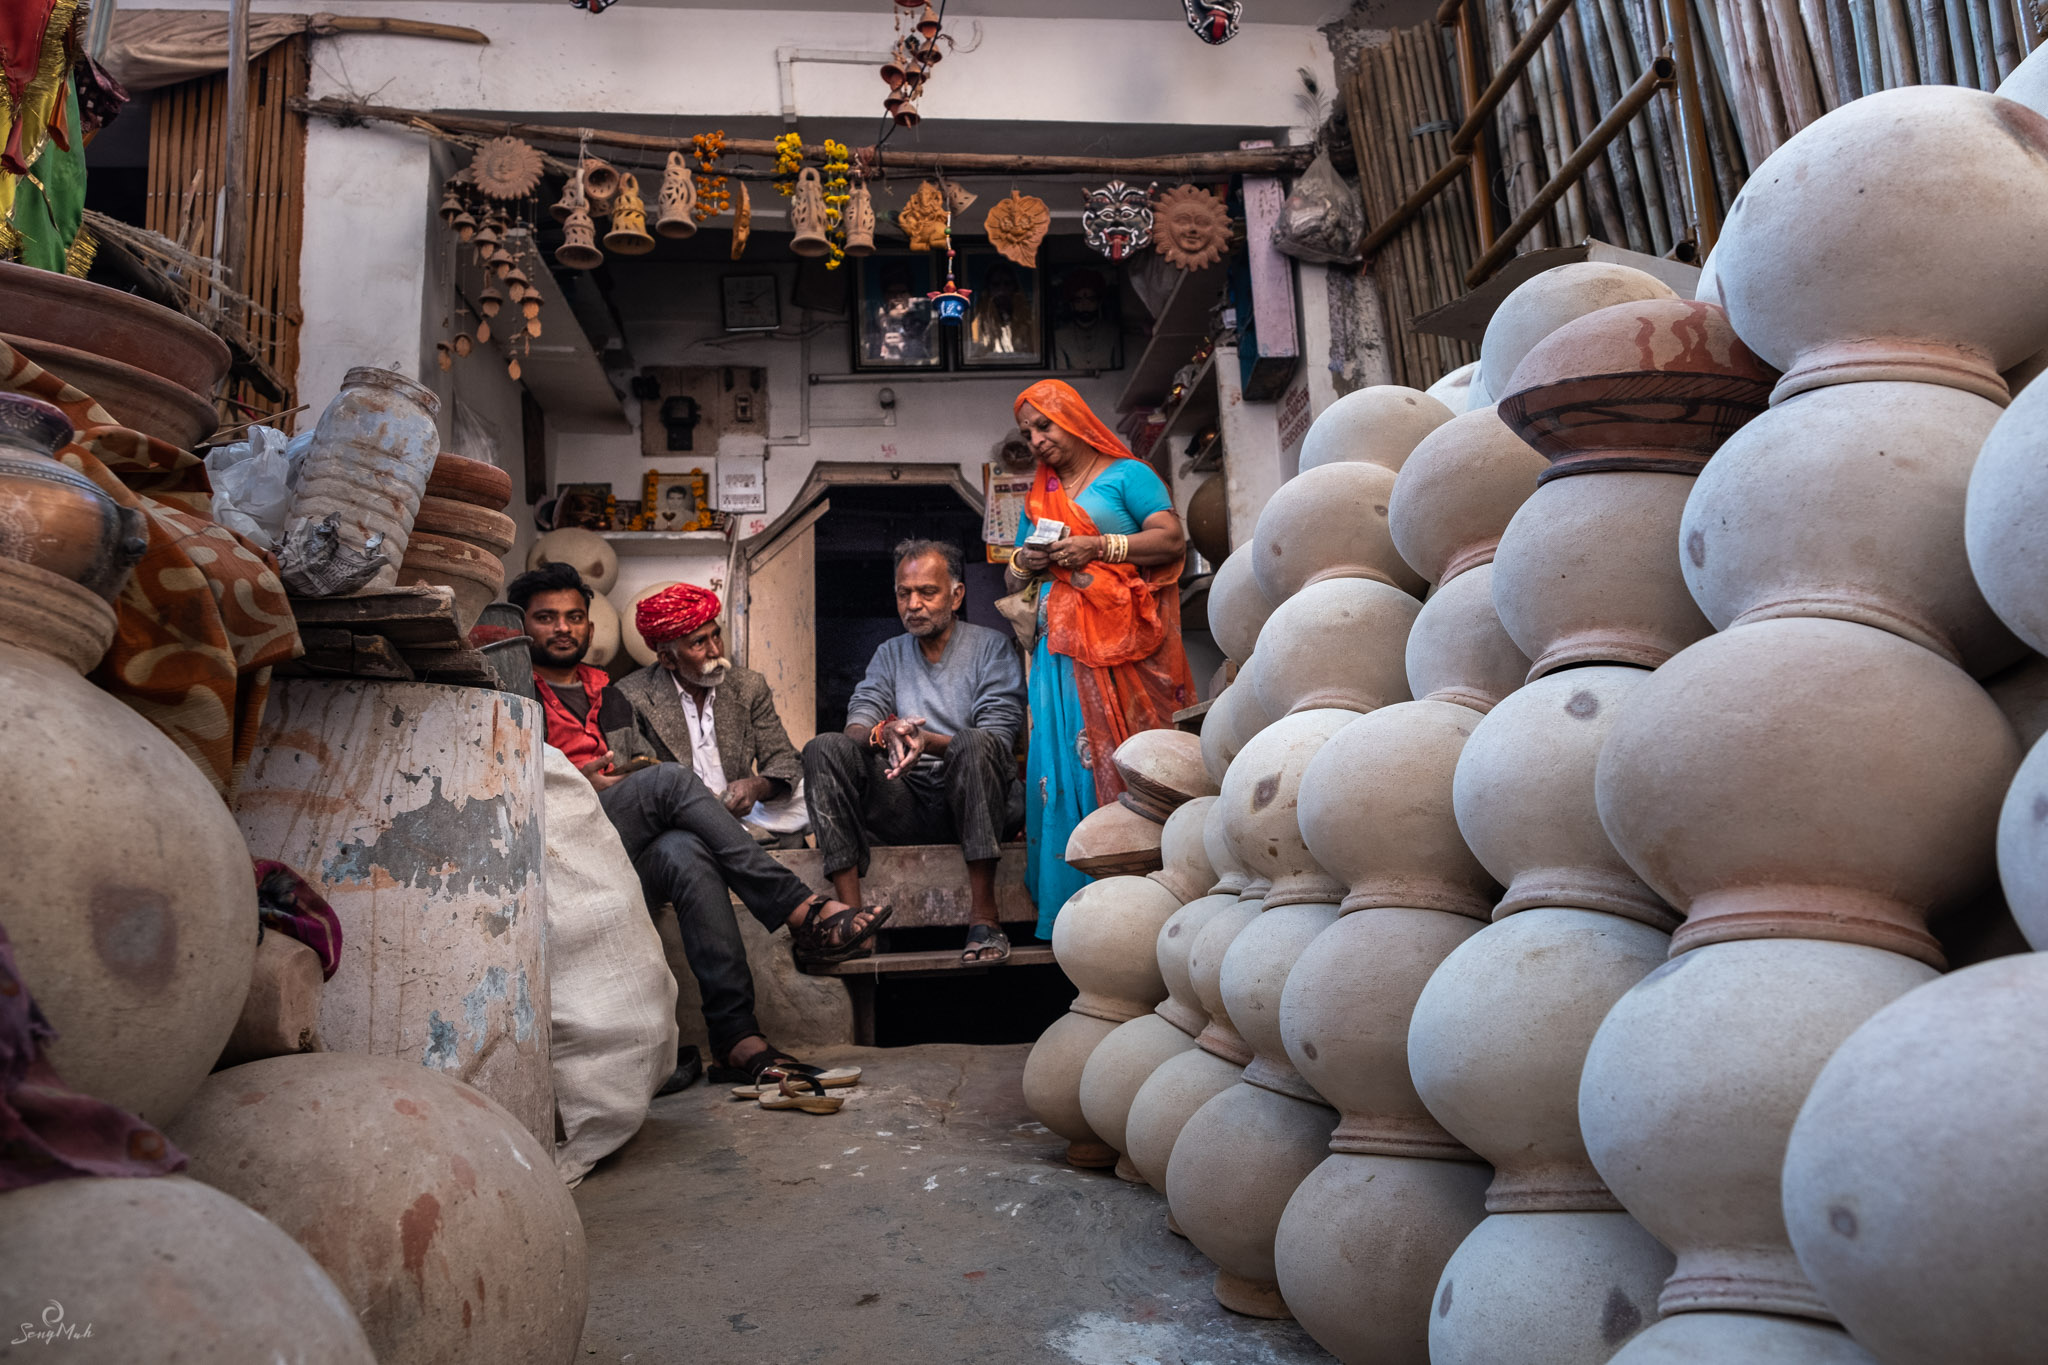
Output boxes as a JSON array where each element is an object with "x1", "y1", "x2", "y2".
[
  {"x1": 437, "y1": 139, "x2": 550, "y2": 381},
  {"x1": 879, "y1": 2, "x2": 949, "y2": 127}
]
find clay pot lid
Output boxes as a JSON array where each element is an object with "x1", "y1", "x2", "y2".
[
  {"x1": 1498, "y1": 298, "x2": 1777, "y2": 483},
  {"x1": 1113, "y1": 728, "x2": 1217, "y2": 819},
  {"x1": 1064, "y1": 800, "x2": 1165, "y2": 877}
]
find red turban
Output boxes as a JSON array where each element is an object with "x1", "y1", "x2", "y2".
[{"x1": 636, "y1": 583, "x2": 722, "y2": 646}]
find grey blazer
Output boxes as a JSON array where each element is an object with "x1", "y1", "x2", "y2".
[{"x1": 613, "y1": 662, "x2": 805, "y2": 790}]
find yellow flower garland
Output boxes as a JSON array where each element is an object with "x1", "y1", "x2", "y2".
[{"x1": 821, "y1": 139, "x2": 851, "y2": 270}]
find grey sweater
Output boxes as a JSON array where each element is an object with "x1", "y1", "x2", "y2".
[{"x1": 845, "y1": 621, "x2": 1027, "y2": 758}]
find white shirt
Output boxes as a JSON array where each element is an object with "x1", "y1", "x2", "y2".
[{"x1": 672, "y1": 675, "x2": 726, "y2": 795}]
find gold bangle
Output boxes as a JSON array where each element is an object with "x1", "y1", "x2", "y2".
[{"x1": 1105, "y1": 533, "x2": 1129, "y2": 564}]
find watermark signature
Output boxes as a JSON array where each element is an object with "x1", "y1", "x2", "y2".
[{"x1": 11, "y1": 1301, "x2": 93, "y2": 1346}]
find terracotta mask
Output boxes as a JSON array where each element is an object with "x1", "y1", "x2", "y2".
[
  {"x1": 1153, "y1": 184, "x2": 1232, "y2": 270},
  {"x1": 1183, "y1": 0, "x2": 1242, "y2": 44},
  {"x1": 984, "y1": 191, "x2": 1052, "y2": 269},
  {"x1": 1082, "y1": 181, "x2": 1156, "y2": 262}
]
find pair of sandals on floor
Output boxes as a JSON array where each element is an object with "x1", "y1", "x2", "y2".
[
  {"x1": 714, "y1": 1046, "x2": 861, "y2": 1115},
  {"x1": 789, "y1": 890, "x2": 1013, "y2": 967}
]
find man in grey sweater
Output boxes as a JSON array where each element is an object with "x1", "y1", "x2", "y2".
[{"x1": 802, "y1": 539, "x2": 1028, "y2": 963}]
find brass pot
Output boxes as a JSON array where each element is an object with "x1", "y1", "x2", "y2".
[{"x1": 0, "y1": 393, "x2": 148, "y2": 601}]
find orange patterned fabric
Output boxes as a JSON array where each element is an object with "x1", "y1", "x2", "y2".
[{"x1": 1, "y1": 342, "x2": 300, "y2": 797}]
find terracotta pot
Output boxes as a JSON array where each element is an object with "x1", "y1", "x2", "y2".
[
  {"x1": 1063, "y1": 800, "x2": 1165, "y2": 877},
  {"x1": 0, "y1": 561, "x2": 256, "y2": 1128},
  {"x1": 557, "y1": 205, "x2": 604, "y2": 270},
  {"x1": 603, "y1": 173, "x2": 657, "y2": 256},
  {"x1": 1477, "y1": 262, "x2": 1679, "y2": 402},
  {"x1": 1274, "y1": 1153, "x2": 1492, "y2": 1363},
  {"x1": 1713, "y1": 87, "x2": 2048, "y2": 404},
  {"x1": 1296, "y1": 384, "x2": 1456, "y2": 474},
  {"x1": 168, "y1": 1053, "x2": 588, "y2": 1365},
  {"x1": 1050, "y1": 874, "x2": 1180, "y2": 1022},
  {"x1": 1410, "y1": 908, "x2": 1669, "y2": 1211},
  {"x1": 1594, "y1": 618, "x2": 2017, "y2": 966},
  {"x1": 412, "y1": 494, "x2": 518, "y2": 556},
  {"x1": 655, "y1": 151, "x2": 698, "y2": 239},
  {"x1": 1252, "y1": 461, "x2": 1427, "y2": 603},
  {"x1": 1187, "y1": 898, "x2": 1261, "y2": 1064},
  {"x1": 4, "y1": 332, "x2": 221, "y2": 450},
  {"x1": 1966, "y1": 373, "x2": 2048, "y2": 657},
  {"x1": 1579, "y1": 938, "x2": 1936, "y2": 1319},
  {"x1": 1219, "y1": 902, "x2": 1340, "y2": 1102},
  {"x1": 1604, "y1": 1313, "x2": 1880, "y2": 1364},
  {"x1": 1021, "y1": 1010, "x2": 1123, "y2": 1168},
  {"x1": 1453, "y1": 665, "x2": 1675, "y2": 928},
  {"x1": 1685, "y1": 381, "x2": 2022, "y2": 677},
  {"x1": 1497, "y1": 298, "x2": 1775, "y2": 483},
  {"x1": 1492, "y1": 471, "x2": 1713, "y2": 677},
  {"x1": 527, "y1": 526, "x2": 618, "y2": 595},
  {"x1": 0, "y1": 258, "x2": 231, "y2": 395},
  {"x1": 292, "y1": 367, "x2": 443, "y2": 594},
  {"x1": 0, "y1": 392, "x2": 148, "y2": 600},
  {"x1": 1218, "y1": 708, "x2": 1356, "y2": 907},
  {"x1": 1406, "y1": 566, "x2": 1530, "y2": 715},
  {"x1": 1078, "y1": 1012, "x2": 1199, "y2": 1160},
  {"x1": 1153, "y1": 888, "x2": 1235, "y2": 1037},
  {"x1": 426, "y1": 451, "x2": 513, "y2": 510},
  {"x1": 1207, "y1": 543, "x2": 1273, "y2": 664},
  {"x1": 844, "y1": 182, "x2": 878, "y2": 256},
  {"x1": 1124, "y1": 1042, "x2": 1244, "y2": 1192},
  {"x1": 1166, "y1": 1081, "x2": 1340, "y2": 1317},
  {"x1": 789, "y1": 167, "x2": 832, "y2": 257},
  {"x1": 1249, "y1": 577, "x2": 1418, "y2": 718},
  {"x1": 1427, "y1": 1211, "x2": 1671, "y2": 1365},
  {"x1": 1781, "y1": 954, "x2": 2048, "y2": 1365},
  {"x1": 397, "y1": 530, "x2": 507, "y2": 632},
  {"x1": 1387, "y1": 407, "x2": 1548, "y2": 588},
  {"x1": 0, "y1": 1177, "x2": 376, "y2": 1363},
  {"x1": 1113, "y1": 727, "x2": 1217, "y2": 820},
  {"x1": 1148, "y1": 794, "x2": 1217, "y2": 905},
  {"x1": 1299, "y1": 700, "x2": 1497, "y2": 917},
  {"x1": 1424, "y1": 360, "x2": 1480, "y2": 411}
]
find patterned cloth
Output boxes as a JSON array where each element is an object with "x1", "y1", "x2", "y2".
[
  {"x1": 254, "y1": 860, "x2": 344, "y2": 981},
  {"x1": 1, "y1": 342, "x2": 301, "y2": 797},
  {"x1": 0, "y1": 918, "x2": 187, "y2": 1193}
]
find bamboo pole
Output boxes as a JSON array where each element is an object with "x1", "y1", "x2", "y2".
[
  {"x1": 1454, "y1": 0, "x2": 1581, "y2": 149},
  {"x1": 1541, "y1": 14, "x2": 1595, "y2": 239},
  {"x1": 1967, "y1": 0, "x2": 1999, "y2": 85},
  {"x1": 1941, "y1": 0, "x2": 1976, "y2": 83},
  {"x1": 1594, "y1": 0, "x2": 1670, "y2": 246},
  {"x1": 1820, "y1": 0, "x2": 1861, "y2": 102},
  {"x1": 1487, "y1": 0, "x2": 1548, "y2": 229},
  {"x1": 1880, "y1": 0, "x2": 1920, "y2": 84},
  {"x1": 1664, "y1": 0, "x2": 1721, "y2": 251},
  {"x1": 1580, "y1": 0, "x2": 1654, "y2": 248},
  {"x1": 1626, "y1": 0, "x2": 1692, "y2": 244},
  {"x1": 1519, "y1": 1, "x2": 1584, "y2": 241},
  {"x1": 1697, "y1": 30, "x2": 1747, "y2": 200},
  {"x1": 1989, "y1": 0, "x2": 2023, "y2": 73},
  {"x1": 1762, "y1": 0, "x2": 1825, "y2": 131},
  {"x1": 1734, "y1": 0, "x2": 1791, "y2": 153},
  {"x1": 1421, "y1": 23, "x2": 1483, "y2": 287},
  {"x1": 1848, "y1": 0, "x2": 1884, "y2": 94},
  {"x1": 1564, "y1": 4, "x2": 1636, "y2": 245},
  {"x1": 1918, "y1": 0, "x2": 1953, "y2": 81},
  {"x1": 1449, "y1": 3, "x2": 1500, "y2": 246},
  {"x1": 220, "y1": 0, "x2": 251, "y2": 294}
]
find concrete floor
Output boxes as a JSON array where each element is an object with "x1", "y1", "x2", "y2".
[{"x1": 571, "y1": 1043, "x2": 1336, "y2": 1365}]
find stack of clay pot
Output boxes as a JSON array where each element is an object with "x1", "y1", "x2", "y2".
[
  {"x1": 1578, "y1": 85, "x2": 2042, "y2": 1362},
  {"x1": 1164, "y1": 386, "x2": 1445, "y2": 1322},
  {"x1": 526, "y1": 527, "x2": 622, "y2": 666},
  {"x1": 402, "y1": 451, "x2": 517, "y2": 633},
  {"x1": 1197, "y1": 544, "x2": 1274, "y2": 782},
  {"x1": 1022, "y1": 729, "x2": 1216, "y2": 1168}
]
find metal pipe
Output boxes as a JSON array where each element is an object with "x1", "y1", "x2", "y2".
[
  {"x1": 776, "y1": 48, "x2": 895, "y2": 127},
  {"x1": 1452, "y1": 0, "x2": 1580, "y2": 151},
  {"x1": 1358, "y1": 152, "x2": 1474, "y2": 260},
  {"x1": 1469, "y1": 52, "x2": 1675, "y2": 284},
  {"x1": 1663, "y1": 0, "x2": 1719, "y2": 252}
]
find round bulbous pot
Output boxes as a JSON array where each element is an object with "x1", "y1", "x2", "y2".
[
  {"x1": 1408, "y1": 565, "x2": 1531, "y2": 714},
  {"x1": 1387, "y1": 407, "x2": 1549, "y2": 589},
  {"x1": 1425, "y1": 360, "x2": 1479, "y2": 410},
  {"x1": 1113, "y1": 727, "x2": 1216, "y2": 820},
  {"x1": 1299, "y1": 700, "x2": 1498, "y2": 917},
  {"x1": 1252, "y1": 461, "x2": 1427, "y2": 604},
  {"x1": 1022, "y1": 1011, "x2": 1124, "y2": 1168},
  {"x1": 1781, "y1": 953, "x2": 2048, "y2": 1365},
  {"x1": 1997, "y1": 731, "x2": 2048, "y2": 950},
  {"x1": 1478, "y1": 262, "x2": 1678, "y2": 401},
  {"x1": 1166, "y1": 1080, "x2": 1341, "y2": 1318},
  {"x1": 1275, "y1": 1152, "x2": 1492, "y2": 1363},
  {"x1": 1604, "y1": 1312, "x2": 1880, "y2": 1365},
  {"x1": 1594, "y1": 617, "x2": 2018, "y2": 966},
  {"x1": 1453, "y1": 665, "x2": 1674, "y2": 927},
  {"x1": 1078, "y1": 1012, "x2": 1198, "y2": 1166},
  {"x1": 1218, "y1": 708, "x2": 1356, "y2": 905},
  {"x1": 1148, "y1": 794, "x2": 1218, "y2": 905},
  {"x1": 1124, "y1": 1044, "x2": 1245, "y2": 1192},
  {"x1": 1049, "y1": 874, "x2": 1181, "y2": 1019},
  {"x1": 527, "y1": 526, "x2": 619, "y2": 595},
  {"x1": 1199, "y1": 795, "x2": 1253, "y2": 901},
  {"x1": 1297, "y1": 384, "x2": 1455, "y2": 474},
  {"x1": 1186, "y1": 897, "x2": 1261, "y2": 1064},
  {"x1": 1219, "y1": 902, "x2": 1341, "y2": 1102},
  {"x1": 1410, "y1": 907, "x2": 1670, "y2": 1210},
  {"x1": 0, "y1": 1176, "x2": 377, "y2": 1364},
  {"x1": 1199, "y1": 679, "x2": 1276, "y2": 787},
  {"x1": 1492, "y1": 470, "x2": 1714, "y2": 677},
  {"x1": 1578, "y1": 938, "x2": 1937, "y2": 1319},
  {"x1": 1966, "y1": 371, "x2": 2048, "y2": 658},
  {"x1": 1712, "y1": 86, "x2": 2048, "y2": 404},
  {"x1": 1154, "y1": 889, "x2": 1235, "y2": 1036},
  {"x1": 1208, "y1": 544, "x2": 1274, "y2": 665},
  {"x1": 1684, "y1": 381, "x2": 2021, "y2": 677},
  {"x1": 1248, "y1": 577, "x2": 1418, "y2": 718},
  {"x1": 1427, "y1": 1210, "x2": 1672, "y2": 1365}
]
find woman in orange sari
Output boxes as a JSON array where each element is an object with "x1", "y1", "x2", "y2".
[{"x1": 1007, "y1": 380, "x2": 1196, "y2": 938}]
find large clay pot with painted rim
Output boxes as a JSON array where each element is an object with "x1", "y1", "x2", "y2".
[
  {"x1": 1453, "y1": 666, "x2": 1674, "y2": 929},
  {"x1": 1579, "y1": 938, "x2": 1935, "y2": 1319},
  {"x1": 1252, "y1": 461, "x2": 1427, "y2": 603},
  {"x1": 1967, "y1": 372, "x2": 2048, "y2": 657},
  {"x1": 1594, "y1": 618, "x2": 2017, "y2": 966},
  {"x1": 1477, "y1": 262, "x2": 1679, "y2": 402},
  {"x1": 1387, "y1": 406, "x2": 1548, "y2": 589},
  {"x1": 1492, "y1": 471, "x2": 1713, "y2": 677},
  {"x1": 1207, "y1": 544, "x2": 1273, "y2": 665},
  {"x1": 1297, "y1": 384, "x2": 1455, "y2": 474},
  {"x1": 425, "y1": 451, "x2": 513, "y2": 510},
  {"x1": 1407, "y1": 565, "x2": 1530, "y2": 715},
  {"x1": 1605, "y1": 1313, "x2": 1879, "y2": 1364},
  {"x1": 1248, "y1": 577, "x2": 1417, "y2": 718},
  {"x1": 1428, "y1": 1210, "x2": 1671, "y2": 1364},
  {"x1": 1219, "y1": 708, "x2": 1355, "y2": 907},
  {"x1": 1712, "y1": 86, "x2": 2048, "y2": 404},
  {"x1": 1684, "y1": 381, "x2": 2022, "y2": 677},
  {"x1": 527, "y1": 526, "x2": 619, "y2": 595},
  {"x1": 1781, "y1": 953, "x2": 2048, "y2": 1365}
]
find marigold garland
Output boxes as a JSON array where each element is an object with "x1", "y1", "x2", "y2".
[
  {"x1": 821, "y1": 139, "x2": 851, "y2": 270},
  {"x1": 692, "y1": 131, "x2": 731, "y2": 217},
  {"x1": 772, "y1": 132, "x2": 805, "y2": 196}
]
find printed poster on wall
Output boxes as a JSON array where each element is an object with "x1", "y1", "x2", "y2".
[{"x1": 717, "y1": 454, "x2": 767, "y2": 513}]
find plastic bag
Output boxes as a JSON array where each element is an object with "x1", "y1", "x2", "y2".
[
  {"x1": 205, "y1": 425, "x2": 298, "y2": 550},
  {"x1": 1272, "y1": 147, "x2": 1365, "y2": 266}
]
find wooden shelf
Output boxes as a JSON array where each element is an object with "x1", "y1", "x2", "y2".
[
  {"x1": 601, "y1": 530, "x2": 728, "y2": 542},
  {"x1": 805, "y1": 944, "x2": 1056, "y2": 977},
  {"x1": 1115, "y1": 263, "x2": 1227, "y2": 413},
  {"x1": 278, "y1": 586, "x2": 498, "y2": 688}
]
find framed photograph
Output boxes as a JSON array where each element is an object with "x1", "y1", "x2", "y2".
[
  {"x1": 721, "y1": 274, "x2": 781, "y2": 333},
  {"x1": 1048, "y1": 262, "x2": 1123, "y2": 372},
  {"x1": 852, "y1": 253, "x2": 943, "y2": 371},
  {"x1": 551, "y1": 482, "x2": 615, "y2": 531},
  {"x1": 959, "y1": 250, "x2": 1047, "y2": 368},
  {"x1": 642, "y1": 468, "x2": 714, "y2": 532}
]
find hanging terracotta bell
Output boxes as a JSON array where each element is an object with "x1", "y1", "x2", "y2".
[
  {"x1": 452, "y1": 209, "x2": 477, "y2": 241},
  {"x1": 526, "y1": 317, "x2": 543, "y2": 339},
  {"x1": 476, "y1": 318, "x2": 492, "y2": 345},
  {"x1": 508, "y1": 356, "x2": 521, "y2": 381},
  {"x1": 438, "y1": 189, "x2": 463, "y2": 226},
  {"x1": 845, "y1": 181, "x2": 878, "y2": 256},
  {"x1": 472, "y1": 223, "x2": 501, "y2": 254},
  {"x1": 478, "y1": 286, "x2": 503, "y2": 318},
  {"x1": 454, "y1": 331, "x2": 474, "y2": 357},
  {"x1": 656, "y1": 152, "x2": 698, "y2": 239},
  {"x1": 557, "y1": 205, "x2": 604, "y2": 269},
  {"x1": 504, "y1": 267, "x2": 530, "y2": 302},
  {"x1": 490, "y1": 247, "x2": 517, "y2": 280},
  {"x1": 604, "y1": 173, "x2": 656, "y2": 256},
  {"x1": 894, "y1": 99, "x2": 921, "y2": 129},
  {"x1": 918, "y1": 4, "x2": 942, "y2": 37},
  {"x1": 580, "y1": 158, "x2": 620, "y2": 211},
  {"x1": 551, "y1": 175, "x2": 586, "y2": 224},
  {"x1": 881, "y1": 46, "x2": 907, "y2": 89},
  {"x1": 884, "y1": 91, "x2": 907, "y2": 116},
  {"x1": 789, "y1": 167, "x2": 831, "y2": 258},
  {"x1": 522, "y1": 296, "x2": 542, "y2": 321},
  {"x1": 436, "y1": 339, "x2": 454, "y2": 371}
]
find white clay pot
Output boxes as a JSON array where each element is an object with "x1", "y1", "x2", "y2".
[
  {"x1": 1252, "y1": 461, "x2": 1427, "y2": 603},
  {"x1": 1154, "y1": 890, "x2": 1236, "y2": 1036},
  {"x1": 1078, "y1": 1012, "x2": 1199, "y2": 1168},
  {"x1": 1113, "y1": 727, "x2": 1217, "y2": 820},
  {"x1": 1207, "y1": 544, "x2": 1273, "y2": 665},
  {"x1": 1781, "y1": 954, "x2": 2048, "y2": 1365},
  {"x1": 1966, "y1": 372, "x2": 2048, "y2": 658},
  {"x1": 1713, "y1": 86, "x2": 2048, "y2": 404},
  {"x1": 1198, "y1": 679, "x2": 1275, "y2": 788},
  {"x1": 1407, "y1": 565, "x2": 1532, "y2": 714},
  {"x1": 1604, "y1": 1312, "x2": 1880, "y2": 1364},
  {"x1": 1427, "y1": 1210, "x2": 1672, "y2": 1365},
  {"x1": 1493, "y1": 471, "x2": 1714, "y2": 677},
  {"x1": 1022, "y1": 1011, "x2": 1124, "y2": 1168},
  {"x1": 527, "y1": 525, "x2": 619, "y2": 594},
  {"x1": 1595, "y1": 617, "x2": 2018, "y2": 966},
  {"x1": 1186, "y1": 897, "x2": 1261, "y2": 1064},
  {"x1": 1387, "y1": 407, "x2": 1549, "y2": 588},
  {"x1": 1684, "y1": 381, "x2": 2021, "y2": 677},
  {"x1": 1218, "y1": 902, "x2": 1341, "y2": 1102},
  {"x1": 1218, "y1": 707, "x2": 1356, "y2": 906},
  {"x1": 1579, "y1": 938, "x2": 1936, "y2": 1319},
  {"x1": 1124, "y1": 1044, "x2": 1245, "y2": 1193},
  {"x1": 1199, "y1": 794, "x2": 1253, "y2": 900},
  {"x1": 1478, "y1": 262, "x2": 1679, "y2": 401},
  {"x1": 1997, "y1": 732, "x2": 2048, "y2": 950},
  {"x1": 1063, "y1": 800, "x2": 1165, "y2": 878},
  {"x1": 585, "y1": 590, "x2": 622, "y2": 668},
  {"x1": 1148, "y1": 794, "x2": 1218, "y2": 905},
  {"x1": 1453, "y1": 665, "x2": 1674, "y2": 928},
  {"x1": 1425, "y1": 360, "x2": 1479, "y2": 412},
  {"x1": 1297, "y1": 384, "x2": 1455, "y2": 474},
  {"x1": 1248, "y1": 577, "x2": 1418, "y2": 718}
]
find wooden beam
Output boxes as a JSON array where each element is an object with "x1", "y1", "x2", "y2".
[
  {"x1": 306, "y1": 14, "x2": 491, "y2": 44},
  {"x1": 220, "y1": 0, "x2": 251, "y2": 293}
]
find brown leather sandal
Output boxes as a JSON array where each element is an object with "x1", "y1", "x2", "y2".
[{"x1": 788, "y1": 897, "x2": 892, "y2": 966}]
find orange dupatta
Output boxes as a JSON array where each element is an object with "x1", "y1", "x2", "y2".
[{"x1": 1016, "y1": 380, "x2": 1196, "y2": 804}]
